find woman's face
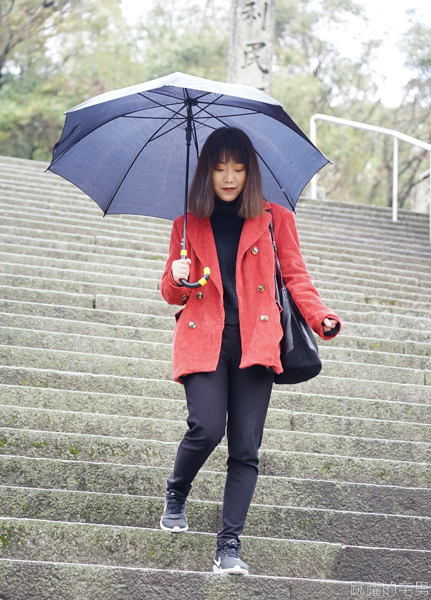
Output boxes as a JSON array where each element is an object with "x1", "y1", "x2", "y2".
[{"x1": 211, "y1": 158, "x2": 247, "y2": 202}]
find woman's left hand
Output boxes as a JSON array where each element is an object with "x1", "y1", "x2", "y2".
[{"x1": 322, "y1": 318, "x2": 338, "y2": 333}]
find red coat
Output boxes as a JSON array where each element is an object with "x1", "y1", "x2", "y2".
[{"x1": 161, "y1": 200, "x2": 341, "y2": 382}]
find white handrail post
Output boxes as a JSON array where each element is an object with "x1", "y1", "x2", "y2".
[
  {"x1": 393, "y1": 136, "x2": 398, "y2": 222},
  {"x1": 310, "y1": 117, "x2": 317, "y2": 200}
]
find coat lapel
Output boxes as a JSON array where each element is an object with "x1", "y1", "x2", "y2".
[
  {"x1": 186, "y1": 213, "x2": 223, "y2": 296},
  {"x1": 237, "y1": 201, "x2": 272, "y2": 260}
]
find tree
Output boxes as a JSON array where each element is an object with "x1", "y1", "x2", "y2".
[
  {"x1": 0, "y1": 0, "x2": 83, "y2": 89},
  {"x1": 0, "y1": 0, "x2": 140, "y2": 159}
]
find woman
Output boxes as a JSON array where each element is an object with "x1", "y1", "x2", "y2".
[{"x1": 159, "y1": 127, "x2": 341, "y2": 575}]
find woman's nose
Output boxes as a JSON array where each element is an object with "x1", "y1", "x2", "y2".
[{"x1": 224, "y1": 168, "x2": 234, "y2": 182}]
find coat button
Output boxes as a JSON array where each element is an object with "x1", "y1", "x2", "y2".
[
  {"x1": 189, "y1": 321, "x2": 197, "y2": 328},
  {"x1": 196, "y1": 291, "x2": 203, "y2": 299},
  {"x1": 181, "y1": 294, "x2": 187, "y2": 302},
  {"x1": 258, "y1": 285, "x2": 265, "y2": 293},
  {"x1": 251, "y1": 247, "x2": 259, "y2": 255},
  {"x1": 261, "y1": 314, "x2": 269, "y2": 322}
]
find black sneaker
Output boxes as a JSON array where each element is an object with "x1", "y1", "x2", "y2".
[
  {"x1": 213, "y1": 539, "x2": 249, "y2": 575},
  {"x1": 160, "y1": 489, "x2": 188, "y2": 533}
]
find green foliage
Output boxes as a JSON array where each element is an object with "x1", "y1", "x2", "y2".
[
  {"x1": 134, "y1": 0, "x2": 229, "y2": 81},
  {"x1": 0, "y1": 0, "x2": 429, "y2": 209}
]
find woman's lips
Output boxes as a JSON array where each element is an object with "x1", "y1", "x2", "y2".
[{"x1": 222, "y1": 188, "x2": 235, "y2": 192}]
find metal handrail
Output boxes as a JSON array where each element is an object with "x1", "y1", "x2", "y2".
[{"x1": 309, "y1": 113, "x2": 431, "y2": 242}]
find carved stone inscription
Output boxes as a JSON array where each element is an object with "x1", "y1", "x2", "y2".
[{"x1": 227, "y1": 0, "x2": 275, "y2": 94}]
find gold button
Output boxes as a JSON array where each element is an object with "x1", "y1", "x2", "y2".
[
  {"x1": 261, "y1": 314, "x2": 269, "y2": 322},
  {"x1": 181, "y1": 294, "x2": 187, "y2": 302},
  {"x1": 258, "y1": 285, "x2": 265, "y2": 293},
  {"x1": 196, "y1": 291, "x2": 203, "y2": 300},
  {"x1": 251, "y1": 247, "x2": 259, "y2": 255},
  {"x1": 189, "y1": 321, "x2": 197, "y2": 329}
]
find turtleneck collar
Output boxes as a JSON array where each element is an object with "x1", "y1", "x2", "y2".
[{"x1": 213, "y1": 194, "x2": 243, "y2": 216}]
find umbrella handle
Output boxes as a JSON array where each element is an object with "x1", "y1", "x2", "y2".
[{"x1": 179, "y1": 251, "x2": 210, "y2": 288}]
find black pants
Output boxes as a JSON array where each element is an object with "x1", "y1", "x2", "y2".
[{"x1": 167, "y1": 324, "x2": 274, "y2": 543}]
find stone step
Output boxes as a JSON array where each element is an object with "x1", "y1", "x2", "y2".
[
  {"x1": 2, "y1": 224, "x2": 428, "y2": 272},
  {"x1": 0, "y1": 300, "x2": 175, "y2": 330},
  {"x1": 3, "y1": 268, "x2": 431, "y2": 319},
  {"x1": 1, "y1": 421, "x2": 431, "y2": 482},
  {"x1": 1, "y1": 309, "x2": 428, "y2": 356},
  {"x1": 1, "y1": 517, "x2": 430, "y2": 581},
  {"x1": 296, "y1": 373, "x2": 431, "y2": 404},
  {"x1": 0, "y1": 287, "x2": 176, "y2": 316},
  {"x1": 4, "y1": 191, "x2": 423, "y2": 246},
  {"x1": 3, "y1": 326, "x2": 431, "y2": 376},
  {"x1": 0, "y1": 156, "x2": 49, "y2": 169},
  {"x1": 298, "y1": 199, "x2": 429, "y2": 224},
  {"x1": 1, "y1": 485, "x2": 430, "y2": 551},
  {"x1": 327, "y1": 333, "x2": 431, "y2": 356},
  {"x1": 0, "y1": 214, "x2": 172, "y2": 244},
  {"x1": 315, "y1": 255, "x2": 431, "y2": 284},
  {"x1": 0, "y1": 251, "x2": 166, "y2": 279},
  {"x1": 1, "y1": 174, "x2": 427, "y2": 227},
  {"x1": 1, "y1": 390, "x2": 430, "y2": 447},
  {"x1": 0, "y1": 237, "x2": 169, "y2": 264},
  {"x1": 3, "y1": 242, "x2": 431, "y2": 288},
  {"x1": 93, "y1": 290, "x2": 431, "y2": 323},
  {"x1": 4, "y1": 185, "x2": 428, "y2": 248},
  {"x1": 300, "y1": 238, "x2": 431, "y2": 263},
  {"x1": 2, "y1": 377, "x2": 429, "y2": 442},
  {"x1": 0, "y1": 327, "x2": 173, "y2": 360},
  {"x1": 4, "y1": 195, "x2": 429, "y2": 270},
  {"x1": 3, "y1": 202, "x2": 429, "y2": 259},
  {"x1": 2, "y1": 403, "x2": 430, "y2": 463},
  {"x1": 0, "y1": 259, "x2": 163, "y2": 286},
  {"x1": 3, "y1": 383, "x2": 430, "y2": 426},
  {"x1": 2, "y1": 361, "x2": 431, "y2": 405},
  {"x1": 0, "y1": 314, "x2": 173, "y2": 343},
  {"x1": 3, "y1": 264, "x2": 431, "y2": 315},
  {"x1": 3, "y1": 230, "x2": 430, "y2": 273},
  {"x1": 300, "y1": 201, "x2": 428, "y2": 222},
  {"x1": 339, "y1": 309, "x2": 431, "y2": 333},
  {"x1": 3, "y1": 257, "x2": 431, "y2": 304},
  {"x1": 0, "y1": 182, "x2": 91, "y2": 203},
  {"x1": 296, "y1": 211, "x2": 430, "y2": 236},
  {"x1": 4, "y1": 298, "x2": 430, "y2": 348},
  {"x1": 0, "y1": 226, "x2": 170, "y2": 254},
  {"x1": 2, "y1": 343, "x2": 429, "y2": 386},
  {"x1": 3, "y1": 454, "x2": 431, "y2": 517},
  {"x1": 0, "y1": 272, "x2": 161, "y2": 297},
  {"x1": 0, "y1": 558, "x2": 423, "y2": 600},
  {"x1": 0, "y1": 202, "x2": 173, "y2": 235},
  {"x1": 296, "y1": 221, "x2": 431, "y2": 249},
  {"x1": 2, "y1": 217, "x2": 430, "y2": 267},
  {"x1": 0, "y1": 187, "x2": 172, "y2": 230},
  {"x1": 318, "y1": 288, "x2": 431, "y2": 311}
]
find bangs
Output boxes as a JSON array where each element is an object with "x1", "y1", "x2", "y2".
[{"x1": 212, "y1": 131, "x2": 249, "y2": 168}]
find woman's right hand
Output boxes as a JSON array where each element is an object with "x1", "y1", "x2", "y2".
[{"x1": 171, "y1": 258, "x2": 191, "y2": 285}]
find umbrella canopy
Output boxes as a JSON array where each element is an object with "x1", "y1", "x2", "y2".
[{"x1": 48, "y1": 72, "x2": 329, "y2": 221}]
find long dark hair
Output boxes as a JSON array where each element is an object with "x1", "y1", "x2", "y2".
[{"x1": 188, "y1": 127, "x2": 264, "y2": 219}]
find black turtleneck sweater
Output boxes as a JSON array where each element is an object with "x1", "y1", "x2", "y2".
[{"x1": 210, "y1": 195, "x2": 245, "y2": 325}]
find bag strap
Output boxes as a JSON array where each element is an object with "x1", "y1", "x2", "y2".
[{"x1": 267, "y1": 209, "x2": 283, "y2": 301}]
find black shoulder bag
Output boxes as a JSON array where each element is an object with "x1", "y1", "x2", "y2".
[{"x1": 268, "y1": 214, "x2": 322, "y2": 385}]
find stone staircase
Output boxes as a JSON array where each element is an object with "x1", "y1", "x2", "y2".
[{"x1": 0, "y1": 153, "x2": 430, "y2": 599}]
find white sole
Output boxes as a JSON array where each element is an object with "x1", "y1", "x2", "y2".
[
  {"x1": 159, "y1": 518, "x2": 188, "y2": 533},
  {"x1": 213, "y1": 565, "x2": 248, "y2": 575}
]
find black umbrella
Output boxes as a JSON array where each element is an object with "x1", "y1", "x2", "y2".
[{"x1": 48, "y1": 72, "x2": 329, "y2": 287}]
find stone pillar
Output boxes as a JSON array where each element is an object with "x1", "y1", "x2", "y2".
[{"x1": 227, "y1": 0, "x2": 276, "y2": 95}]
